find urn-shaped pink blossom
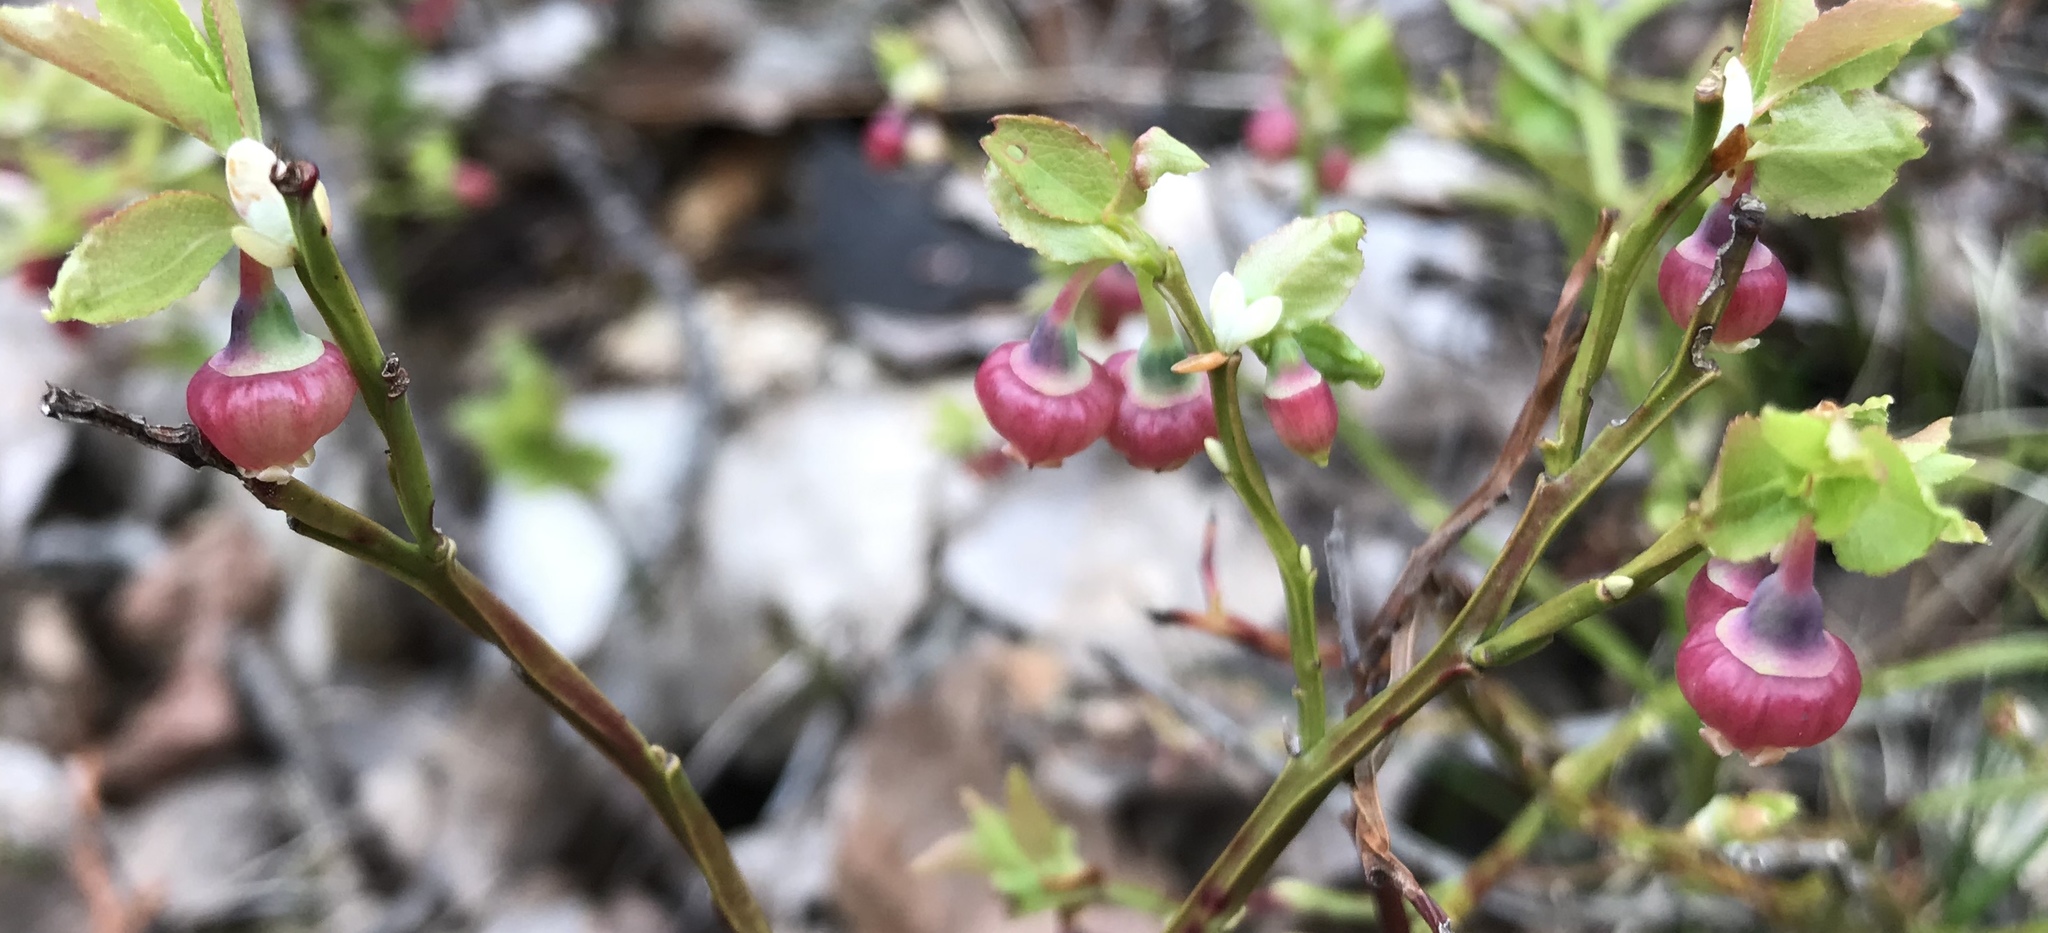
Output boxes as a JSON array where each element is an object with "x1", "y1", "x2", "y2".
[
  {"x1": 864, "y1": 103, "x2": 911, "y2": 171},
  {"x1": 187, "y1": 254, "x2": 357, "y2": 475},
  {"x1": 974, "y1": 320, "x2": 1119, "y2": 468},
  {"x1": 1262, "y1": 357, "x2": 1337, "y2": 466},
  {"x1": 1659, "y1": 200, "x2": 1789, "y2": 344},
  {"x1": 1677, "y1": 526, "x2": 1861, "y2": 765},
  {"x1": 1104, "y1": 347, "x2": 1217, "y2": 471},
  {"x1": 1245, "y1": 103, "x2": 1301, "y2": 163}
]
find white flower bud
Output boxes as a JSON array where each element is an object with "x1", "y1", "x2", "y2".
[
  {"x1": 1209, "y1": 271, "x2": 1282, "y2": 354},
  {"x1": 1717, "y1": 57, "x2": 1754, "y2": 146},
  {"x1": 224, "y1": 139, "x2": 296, "y2": 259}
]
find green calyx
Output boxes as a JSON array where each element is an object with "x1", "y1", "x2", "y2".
[
  {"x1": 1130, "y1": 339, "x2": 1201, "y2": 403},
  {"x1": 214, "y1": 288, "x2": 324, "y2": 376}
]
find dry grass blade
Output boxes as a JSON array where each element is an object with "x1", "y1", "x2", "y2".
[{"x1": 1349, "y1": 208, "x2": 1618, "y2": 711}]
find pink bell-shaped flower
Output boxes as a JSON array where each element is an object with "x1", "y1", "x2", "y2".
[
  {"x1": 975, "y1": 318, "x2": 1119, "y2": 468},
  {"x1": 1677, "y1": 524, "x2": 1861, "y2": 765},
  {"x1": 863, "y1": 103, "x2": 911, "y2": 171},
  {"x1": 1659, "y1": 199, "x2": 1789, "y2": 344},
  {"x1": 187, "y1": 253, "x2": 357, "y2": 478},
  {"x1": 1245, "y1": 102, "x2": 1301, "y2": 163},
  {"x1": 1104, "y1": 344, "x2": 1217, "y2": 471},
  {"x1": 1261, "y1": 351, "x2": 1337, "y2": 466}
]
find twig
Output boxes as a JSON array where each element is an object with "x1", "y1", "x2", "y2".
[
  {"x1": 684, "y1": 651, "x2": 815, "y2": 787},
  {"x1": 1159, "y1": 179, "x2": 1765, "y2": 933},
  {"x1": 1151, "y1": 512, "x2": 1343, "y2": 666},
  {"x1": 40, "y1": 386, "x2": 772, "y2": 933},
  {"x1": 1349, "y1": 209, "x2": 1615, "y2": 710},
  {"x1": 40, "y1": 386, "x2": 239, "y2": 474}
]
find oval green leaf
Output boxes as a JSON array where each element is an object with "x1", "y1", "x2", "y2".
[
  {"x1": 47, "y1": 190, "x2": 240, "y2": 325},
  {"x1": 1765, "y1": 0, "x2": 1958, "y2": 101},
  {"x1": 1233, "y1": 212, "x2": 1367, "y2": 330},
  {"x1": 980, "y1": 115, "x2": 1123, "y2": 223}
]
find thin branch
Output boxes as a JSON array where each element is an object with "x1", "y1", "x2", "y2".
[
  {"x1": 40, "y1": 386, "x2": 239, "y2": 474},
  {"x1": 1349, "y1": 208, "x2": 1615, "y2": 710}
]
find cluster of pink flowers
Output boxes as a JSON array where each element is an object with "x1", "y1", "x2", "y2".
[{"x1": 973, "y1": 266, "x2": 1337, "y2": 471}]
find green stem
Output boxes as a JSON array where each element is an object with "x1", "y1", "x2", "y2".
[
  {"x1": 279, "y1": 177, "x2": 442, "y2": 553},
  {"x1": 1153, "y1": 253, "x2": 1328, "y2": 749},
  {"x1": 1547, "y1": 71, "x2": 1727, "y2": 472},
  {"x1": 1134, "y1": 270, "x2": 1177, "y2": 344},
  {"x1": 1864, "y1": 634, "x2": 2048, "y2": 697},
  {"x1": 1468, "y1": 516, "x2": 1700, "y2": 666},
  {"x1": 1335, "y1": 413, "x2": 1656, "y2": 691}
]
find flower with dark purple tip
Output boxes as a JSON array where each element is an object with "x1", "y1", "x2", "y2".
[
  {"x1": 975, "y1": 319, "x2": 1118, "y2": 468},
  {"x1": 1677, "y1": 524, "x2": 1861, "y2": 765},
  {"x1": 1685, "y1": 556, "x2": 1772, "y2": 631},
  {"x1": 1659, "y1": 198, "x2": 1788, "y2": 344}
]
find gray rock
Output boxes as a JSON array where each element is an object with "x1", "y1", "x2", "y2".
[
  {"x1": 941, "y1": 453, "x2": 1285, "y2": 674},
  {"x1": 106, "y1": 770, "x2": 295, "y2": 925},
  {"x1": 700, "y1": 387, "x2": 947, "y2": 664},
  {"x1": 0, "y1": 276, "x2": 81, "y2": 562}
]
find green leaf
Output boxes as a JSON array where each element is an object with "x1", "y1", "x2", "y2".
[
  {"x1": 1765, "y1": 0, "x2": 1958, "y2": 101},
  {"x1": 869, "y1": 27, "x2": 942, "y2": 106},
  {"x1": 21, "y1": 144, "x2": 129, "y2": 230},
  {"x1": 202, "y1": 0, "x2": 260, "y2": 141},
  {"x1": 945, "y1": 768, "x2": 1092, "y2": 916},
  {"x1": 1749, "y1": 87, "x2": 1926, "y2": 217},
  {"x1": 1130, "y1": 127, "x2": 1207, "y2": 190},
  {"x1": 1741, "y1": 0, "x2": 1818, "y2": 98},
  {"x1": 980, "y1": 116, "x2": 1123, "y2": 223},
  {"x1": 930, "y1": 395, "x2": 991, "y2": 458},
  {"x1": 1687, "y1": 791, "x2": 1802, "y2": 845},
  {"x1": 46, "y1": 190, "x2": 237, "y2": 324},
  {"x1": 0, "y1": 5, "x2": 241, "y2": 148},
  {"x1": 1497, "y1": 67, "x2": 1582, "y2": 163},
  {"x1": 98, "y1": 0, "x2": 222, "y2": 86},
  {"x1": 1443, "y1": 0, "x2": 1573, "y2": 108},
  {"x1": 1295, "y1": 321, "x2": 1383, "y2": 388},
  {"x1": 1702, "y1": 399, "x2": 1982, "y2": 572},
  {"x1": 1701, "y1": 416, "x2": 1811, "y2": 560},
  {"x1": 452, "y1": 332, "x2": 614, "y2": 495},
  {"x1": 1831, "y1": 425, "x2": 1951, "y2": 574},
  {"x1": 1232, "y1": 212, "x2": 1366, "y2": 330},
  {"x1": 982, "y1": 163, "x2": 1134, "y2": 264}
]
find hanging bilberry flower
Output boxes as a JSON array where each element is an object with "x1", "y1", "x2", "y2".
[
  {"x1": 187, "y1": 252, "x2": 357, "y2": 479},
  {"x1": 1677, "y1": 523, "x2": 1861, "y2": 765}
]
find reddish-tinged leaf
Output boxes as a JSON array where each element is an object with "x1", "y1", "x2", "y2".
[
  {"x1": 1766, "y1": 0, "x2": 1958, "y2": 101},
  {"x1": 1741, "y1": 0, "x2": 1818, "y2": 98}
]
